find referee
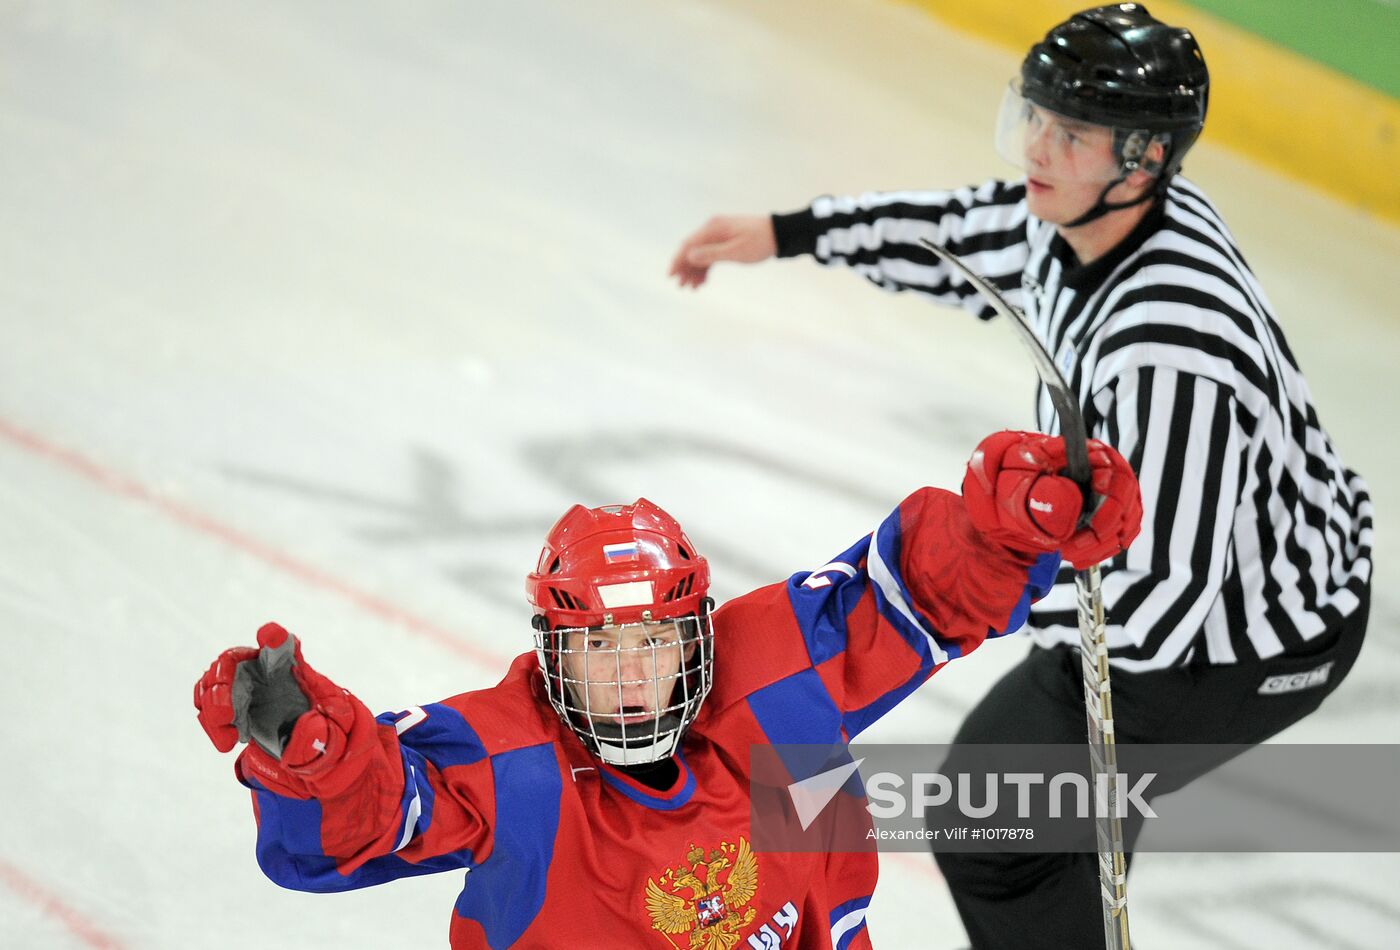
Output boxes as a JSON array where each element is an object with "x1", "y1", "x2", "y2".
[{"x1": 668, "y1": 4, "x2": 1373, "y2": 947}]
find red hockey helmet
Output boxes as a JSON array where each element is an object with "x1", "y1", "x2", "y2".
[
  {"x1": 526, "y1": 498, "x2": 710, "y2": 628},
  {"x1": 526, "y1": 499, "x2": 714, "y2": 766}
]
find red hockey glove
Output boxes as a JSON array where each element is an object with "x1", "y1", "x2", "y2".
[
  {"x1": 963, "y1": 430, "x2": 1142, "y2": 569},
  {"x1": 193, "y1": 623, "x2": 381, "y2": 799},
  {"x1": 194, "y1": 644, "x2": 259, "y2": 753}
]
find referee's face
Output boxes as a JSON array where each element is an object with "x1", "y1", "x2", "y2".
[
  {"x1": 1022, "y1": 109, "x2": 1149, "y2": 226},
  {"x1": 1024, "y1": 132, "x2": 1108, "y2": 221}
]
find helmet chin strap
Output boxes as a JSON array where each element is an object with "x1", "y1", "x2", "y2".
[{"x1": 1061, "y1": 172, "x2": 1159, "y2": 229}]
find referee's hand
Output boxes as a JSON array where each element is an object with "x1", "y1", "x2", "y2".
[{"x1": 668, "y1": 214, "x2": 777, "y2": 289}]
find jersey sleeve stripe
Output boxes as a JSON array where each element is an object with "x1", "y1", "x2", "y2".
[
  {"x1": 392, "y1": 763, "x2": 425, "y2": 853},
  {"x1": 866, "y1": 525, "x2": 953, "y2": 666},
  {"x1": 830, "y1": 895, "x2": 872, "y2": 950}
]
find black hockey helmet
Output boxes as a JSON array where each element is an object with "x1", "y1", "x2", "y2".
[{"x1": 1020, "y1": 3, "x2": 1209, "y2": 179}]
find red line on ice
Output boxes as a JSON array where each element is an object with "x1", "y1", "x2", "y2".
[
  {"x1": 0, "y1": 416, "x2": 510, "y2": 670},
  {"x1": 0, "y1": 859, "x2": 127, "y2": 949}
]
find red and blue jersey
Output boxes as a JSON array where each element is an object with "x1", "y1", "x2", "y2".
[{"x1": 237, "y1": 487, "x2": 1058, "y2": 948}]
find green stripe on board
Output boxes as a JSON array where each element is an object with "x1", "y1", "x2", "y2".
[{"x1": 1182, "y1": 0, "x2": 1400, "y2": 98}]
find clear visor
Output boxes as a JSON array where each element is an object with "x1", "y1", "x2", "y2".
[
  {"x1": 994, "y1": 80, "x2": 1166, "y2": 184},
  {"x1": 534, "y1": 614, "x2": 714, "y2": 766}
]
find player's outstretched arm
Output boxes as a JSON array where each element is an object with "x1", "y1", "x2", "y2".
[
  {"x1": 875, "y1": 429, "x2": 1142, "y2": 647},
  {"x1": 194, "y1": 623, "x2": 488, "y2": 890},
  {"x1": 667, "y1": 214, "x2": 777, "y2": 288},
  {"x1": 748, "y1": 431, "x2": 1139, "y2": 740}
]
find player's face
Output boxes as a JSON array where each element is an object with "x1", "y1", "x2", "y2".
[
  {"x1": 560, "y1": 622, "x2": 689, "y2": 724},
  {"x1": 1021, "y1": 105, "x2": 1128, "y2": 224}
]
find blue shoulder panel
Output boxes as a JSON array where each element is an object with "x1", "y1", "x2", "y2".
[
  {"x1": 452, "y1": 743, "x2": 562, "y2": 949},
  {"x1": 746, "y1": 668, "x2": 843, "y2": 746},
  {"x1": 380, "y1": 702, "x2": 489, "y2": 769}
]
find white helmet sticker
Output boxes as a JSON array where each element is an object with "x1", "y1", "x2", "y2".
[{"x1": 597, "y1": 580, "x2": 654, "y2": 609}]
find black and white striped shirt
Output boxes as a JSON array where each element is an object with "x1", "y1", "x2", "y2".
[{"x1": 773, "y1": 177, "x2": 1372, "y2": 672}]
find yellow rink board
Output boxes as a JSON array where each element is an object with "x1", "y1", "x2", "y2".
[{"x1": 902, "y1": 0, "x2": 1400, "y2": 223}]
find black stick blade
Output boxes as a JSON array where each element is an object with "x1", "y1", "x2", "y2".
[{"x1": 917, "y1": 238, "x2": 1091, "y2": 488}]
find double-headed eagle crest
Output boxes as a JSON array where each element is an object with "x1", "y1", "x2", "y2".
[{"x1": 644, "y1": 836, "x2": 759, "y2": 950}]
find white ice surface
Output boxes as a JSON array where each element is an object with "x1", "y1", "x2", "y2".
[{"x1": 2, "y1": 1, "x2": 1398, "y2": 947}]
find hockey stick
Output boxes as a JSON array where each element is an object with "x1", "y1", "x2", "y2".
[{"x1": 918, "y1": 238, "x2": 1132, "y2": 950}]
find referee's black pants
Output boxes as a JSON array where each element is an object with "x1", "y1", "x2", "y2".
[{"x1": 931, "y1": 587, "x2": 1369, "y2": 950}]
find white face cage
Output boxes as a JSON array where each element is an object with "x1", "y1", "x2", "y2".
[{"x1": 533, "y1": 613, "x2": 715, "y2": 767}]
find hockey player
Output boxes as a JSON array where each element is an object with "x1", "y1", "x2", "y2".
[
  {"x1": 669, "y1": 5, "x2": 1372, "y2": 947},
  {"x1": 194, "y1": 430, "x2": 1141, "y2": 949}
]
